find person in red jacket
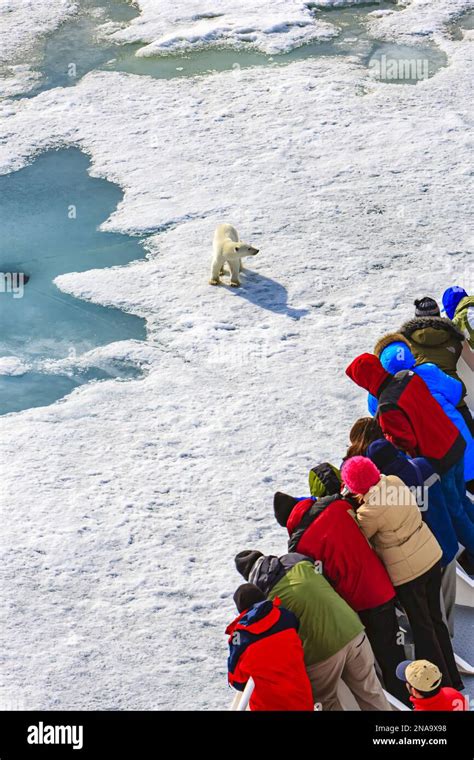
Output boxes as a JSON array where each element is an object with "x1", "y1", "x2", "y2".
[
  {"x1": 346, "y1": 353, "x2": 474, "y2": 577},
  {"x1": 345, "y1": 353, "x2": 465, "y2": 472},
  {"x1": 396, "y1": 660, "x2": 467, "y2": 711},
  {"x1": 273, "y1": 463, "x2": 408, "y2": 705},
  {"x1": 226, "y1": 583, "x2": 314, "y2": 711}
]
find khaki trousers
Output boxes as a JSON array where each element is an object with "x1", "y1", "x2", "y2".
[{"x1": 306, "y1": 632, "x2": 391, "y2": 712}]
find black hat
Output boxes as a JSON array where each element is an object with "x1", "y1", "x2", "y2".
[
  {"x1": 414, "y1": 297, "x2": 440, "y2": 317},
  {"x1": 273, "y1": 492, "x2": 301, "y2": 527},
  {"x1": 233, "y1": 583, "x2": 266, "y2": 613},
  {"x1": 235, "y1": 550, "x2": 264, "y2": 580}
]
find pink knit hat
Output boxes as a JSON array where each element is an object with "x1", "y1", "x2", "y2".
[{"x1": 341, "y1": 456, "x2": 381, "y2": 495}]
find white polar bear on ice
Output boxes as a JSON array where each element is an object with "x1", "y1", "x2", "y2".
[{"x1": 209, "y1": 223, "x2": 259, "y2": 287}]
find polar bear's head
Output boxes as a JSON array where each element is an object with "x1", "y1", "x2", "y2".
[{"x1": 224, "y1": 241, "x2": 259, "y2": 259}]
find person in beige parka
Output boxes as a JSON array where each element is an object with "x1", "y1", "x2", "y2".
[{"x1": 341, "y1": 455, "x2": 463, "y2": 692}]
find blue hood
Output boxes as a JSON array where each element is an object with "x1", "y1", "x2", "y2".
[
  {"x1": 379, "y1": 342, "x2": 416, "y2": 374},
  {"x1": 442, "y1": 286, "x2": 468, "y2": 319}
]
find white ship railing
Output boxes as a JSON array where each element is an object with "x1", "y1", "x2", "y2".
[
  {"x1": 230, "y1": 679, "x2": 409, "y2": 711},
  {"x1": 456, "y1": 564, "x2": 474, "y2": 608},
  {"x1": 230, "y1": 678, "x2": 255, "y2": 711}
]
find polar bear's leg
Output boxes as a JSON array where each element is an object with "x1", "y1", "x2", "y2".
[
  {"x1": 229, "y1": 260, "x2": 241, "y2": 287},
  {"x1": 209, "y1": 256, "x2": 222, "y2": 285}
]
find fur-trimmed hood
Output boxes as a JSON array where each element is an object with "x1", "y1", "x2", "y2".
[
  {"x1": 401, "y1": 317, "x2": 464, "y2": 346},
  {"x1": 374, "y1": 332, "x2": 411, "y2": 358}
]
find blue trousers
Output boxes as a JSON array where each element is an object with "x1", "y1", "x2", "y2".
[
  {"x1": 423, "y1": 481, "x2": 458, "y2": 566},
  {"x1": 440, "y1": 457, "x2": 474, "y2": 560}
]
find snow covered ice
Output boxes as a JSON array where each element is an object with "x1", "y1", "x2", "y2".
[
  {"x1": 0, "y1": 0, "x2": 473, "y2": 709},
  {"x1": 108, "y1": 0, "x2": 340, "y2": 55}
]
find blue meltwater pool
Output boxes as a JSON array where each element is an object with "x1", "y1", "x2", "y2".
[{"x1": 0, "y1": 148, "x2": 147, "y2": 415}]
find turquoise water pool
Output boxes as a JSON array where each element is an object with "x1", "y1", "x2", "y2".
[{"x1": 0, "y1": 148, "x2": 146, "y2": 415}]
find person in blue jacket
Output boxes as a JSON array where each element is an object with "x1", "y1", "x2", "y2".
[
  {"x1": 370, "y1": 334, "x2": 474, "y2": 486},
  {"x1": 346, "y1": 416, "x2": 459, "y2": 635},
  {"x1": 368, "y1": 333, "x2": 474, "y2": 576}
]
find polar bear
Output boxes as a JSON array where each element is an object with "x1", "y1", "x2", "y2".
[{"x1": 209, "y1": 223, "x2": 259, "y2": 287}]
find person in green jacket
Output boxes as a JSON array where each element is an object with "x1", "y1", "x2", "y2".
[
  {"x1": 308, "y1": 461, "x2": 341, "y2": 498},
  {"x1": 401, "y1": 296, "x2": 473, "y2": 433},
  {"x1": 234, "y1": 550, "x2": 391, "y2": 711},
  {"x1": 443, "y1": 287, "x2": 474, "y2": 349}
]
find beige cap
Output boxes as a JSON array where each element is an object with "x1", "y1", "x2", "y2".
[{"x1": 397, "y1": 659, "x2": 442, "y2": 692}]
